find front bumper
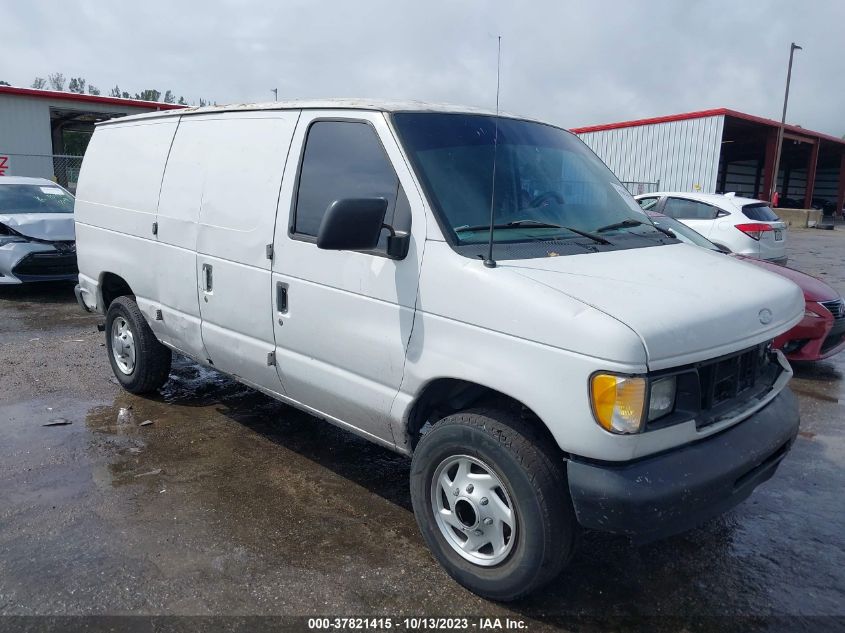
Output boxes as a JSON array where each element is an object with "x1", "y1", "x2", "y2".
[
  {"x1": 567, "y1": 388, "x2": 799, "y2": 542},
  {"x1": 765, "y1": 255, "x2": 789, "y2": 266},
  {"x1": 776, "y1": 304, "x2": 845, "y2": 361},
  {"x1": 0, "y1": 241, "x2": 77, "y2": 284}
]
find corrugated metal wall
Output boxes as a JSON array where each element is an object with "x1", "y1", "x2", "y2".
[
  {"x1": 576, "y1": 115, "x2": 725, "y2": 193},
  {"x1": 0, "y1": 94, "x2": 54, "y2": 178}
]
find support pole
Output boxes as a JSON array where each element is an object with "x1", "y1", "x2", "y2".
[
  {"x1": 803, "y1": 141, "x2": 820, "y2": 209},
  {"x1": 769, "y1": 42, "x2": 802, "y2": 202}
]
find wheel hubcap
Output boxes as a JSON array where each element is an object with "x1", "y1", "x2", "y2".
[
  {"x1": 430, "y1": 455, "x2": 516, "y2": 566},
  {"x1": 110, "y1": 316, "x2": 136, "y2": 375}
]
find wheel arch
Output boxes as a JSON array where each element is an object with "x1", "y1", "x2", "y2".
[
  {"x1": 405, "y1": 377, "x2": 561, "y2": 454},
  {"x1": 99, "y1": 271, "x2": 135, "y2": 311}
]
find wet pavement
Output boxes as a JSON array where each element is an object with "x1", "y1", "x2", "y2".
[{"x1": 1, "y1": 229, "x2": 844, "y2": 631}]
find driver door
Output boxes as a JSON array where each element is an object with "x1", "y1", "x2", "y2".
[{"x1": 269, "y1": 111, "x2": 427, "y2": 445}]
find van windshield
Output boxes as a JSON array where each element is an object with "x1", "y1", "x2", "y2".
[{"x1": 392, "y1": 113, "x2": 666, "y2": 255}]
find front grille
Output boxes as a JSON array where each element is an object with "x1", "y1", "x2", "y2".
[
  {"x1": 695, "y1": 343, "x2": 780, "y2": 428},
  {"x1": 12, "y1": 251, "x2": 78, "y2": 278},
  {"x1": 822, "y1": 331, "x2": 845, "y2": 353},
  {"x1": 820, "y1": 299, "x2": 845, "y2": 321}
]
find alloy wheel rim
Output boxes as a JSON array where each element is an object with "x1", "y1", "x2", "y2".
[
  {"x1": 430, "y1": 454, "x2": 516, "y2": 566},
  {"x1": 110, "y1": 316, "x2": 136, "y2": 375}
]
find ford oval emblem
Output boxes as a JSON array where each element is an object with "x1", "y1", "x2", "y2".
[{"x1": 758, "y1": 308, "x2": 773, "y2": 325}]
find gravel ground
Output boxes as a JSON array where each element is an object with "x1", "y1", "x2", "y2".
[{"x1": 0, "y1": 229, "x2": 843, "y2": 632}]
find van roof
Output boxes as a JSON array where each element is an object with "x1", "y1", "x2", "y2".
[{"x1": 97, "y1": 98, "x2": 537, "y2": 126}]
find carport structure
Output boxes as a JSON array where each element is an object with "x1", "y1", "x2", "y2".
[{"x1": 573, "y1": 108, "x2": 845, "y2": 214}]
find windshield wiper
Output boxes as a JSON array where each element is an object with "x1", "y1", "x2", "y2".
[
  {"x1": 454, "y1": 220, "x2": 610, "y2": 245},
  {"x1": 595, "y1": 218, "x2": 675, "y2": 239}
]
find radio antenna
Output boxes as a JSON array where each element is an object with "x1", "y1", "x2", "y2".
[{"x1": 483, "y1": 35, "x2": 502, "y2": 269}]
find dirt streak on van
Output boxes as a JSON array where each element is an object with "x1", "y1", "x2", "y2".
[{"x1": 73, "y1": 99, "x2": 804, "y2": 601}]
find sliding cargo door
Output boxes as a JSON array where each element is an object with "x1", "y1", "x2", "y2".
[{"x1": 192, "y1": 111, "x2": 299, "y2": 393}]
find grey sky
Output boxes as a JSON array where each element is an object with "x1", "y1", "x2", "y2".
[{"x1": 3, "y1": 0, "x2": 843, "y2": 136}]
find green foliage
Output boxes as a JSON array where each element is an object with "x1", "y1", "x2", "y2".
[
  {"x1": 68, "y1": 77, "x2": 86, "y2": 94},
  {"x1": 48, "y1": 72, "x2": 65, "y2": 91},
  {"x1": 32, "y1": 73, "x2": 206, "y2": 105},
  {"x1": 0, "y1": 80, "x2": 10, "y2": 86},
  {"x1": 135, "y1": 89, "x2": 161, "y2": 102}
]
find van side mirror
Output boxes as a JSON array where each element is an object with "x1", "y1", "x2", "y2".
[
  {"x1": 317, "y1": 198, "x2": 388, "y2": 252},
  {"x1": 316, "y1": 197, "x2": 409, "y2": 259}
]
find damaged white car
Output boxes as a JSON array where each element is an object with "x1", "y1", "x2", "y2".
[{"x1": 0, "y1": 176, "x2": 77, "y2": 284}]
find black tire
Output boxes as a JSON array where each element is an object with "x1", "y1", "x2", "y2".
[
  {"x1": 105, "y1": 296, "x2": 172, "y2": 394},
  {"x1": 410, "y1": 406, "x2": 576, "y2": 601}
]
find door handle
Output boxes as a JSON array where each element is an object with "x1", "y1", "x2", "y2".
[
  {"x1": 276, "y1": 281, "x2": 288, "y2": 314},
  {"x1": 202, "y1": 264, "x2": 213, "y2": 292}
]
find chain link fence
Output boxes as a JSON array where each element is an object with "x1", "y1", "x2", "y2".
[{"x1": 0, "y1": 153, "x2": 84, "y2": 193}]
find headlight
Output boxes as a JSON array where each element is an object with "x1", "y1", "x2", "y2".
[
  {"x1": 590, "y1": 374, "x2": 646, "y2": 434},
  {"x1": 648, "y1": 376, "x2": 677, "y2": 422},
  {"x1": 591, "y1": 373, "x2": 677, "y2": 434},
  {"x1": 803, "y1": 309, "x2": 821, "y2": 318}
]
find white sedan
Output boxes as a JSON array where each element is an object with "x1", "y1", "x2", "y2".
[
  {"x1": 635, "y1": 192, "x2": 787, "y2": 264},
  {"x1": 0, "y1": 176, "x2": 77, "y2": 284}
]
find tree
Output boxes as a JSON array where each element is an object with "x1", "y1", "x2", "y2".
[
  {"x1": 31, "y1": 77, "x2": 47, "y2": 89},
  {"x1": 135, "y1": 89, "x2": 161, "y2": 102},
  {"x1": 163, "y1": 90, "x2": 175, "y2": 104},
  {"x1": 121, "y1": 91, "x2": 130, "y2": 99},
  {"x1": 177, "y1": 96, "x2": 187, "y2": 105},
  {"x1": 48, "y1": 72, "x2": 65, "y2": 91},
  {"x1": 198, "y1": 98, "x2": 207, "y2": 107},
  {"x1": 0, "y1": 80, "x2": 10, "y2": 86},
  {"x1": 88, "y1": 85, "x2": 101, "y2": 96},
  {"x1": 109, "y1": 85, "x2": 121, "y2": 97},
  {"x1": 68, "y1": 77, "x2": 86, "y2": 94}
]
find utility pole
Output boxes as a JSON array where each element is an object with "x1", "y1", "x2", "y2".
[
  {"x1": 769, "y1": 42, "x2": 802, "y2": 203},
  {"x1": 271, "y1": 88, "x2": 278, "y2": 101}
]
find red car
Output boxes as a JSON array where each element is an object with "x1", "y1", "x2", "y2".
[{"x1": 647, "y1": 212, "x2": 845, "y2": 362}]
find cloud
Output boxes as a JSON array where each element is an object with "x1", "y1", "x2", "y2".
[{"x1": 3, "y1": 0, "x2": 843, "y2": 136}]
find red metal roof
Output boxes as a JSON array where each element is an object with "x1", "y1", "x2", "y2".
[
  {"x1": 0, "y1": 85, "x2": 185, "y2": 111},
  {"x1": 570, "y1": 107, "x2": 845, "y2": 146}
]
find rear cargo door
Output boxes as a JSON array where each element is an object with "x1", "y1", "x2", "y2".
[{"x1": 742, "y1": 203, "x2": 787, "y2": 262}]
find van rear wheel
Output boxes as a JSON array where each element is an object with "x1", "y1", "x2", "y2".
[
  {"x1": 410, "y1": 406, "x2": 576, "y2": 601},
  {"x1": 105, "y1": 296, "x2": 171, "y2": 394}
]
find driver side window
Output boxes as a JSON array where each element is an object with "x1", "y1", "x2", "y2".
[{"x1": 293, "y1": 120, "x2": 410, "y2": 253}]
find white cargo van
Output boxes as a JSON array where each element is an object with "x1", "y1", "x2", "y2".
[{"x1": 74, "y1": 100, "x2": 803, "y2": 600}]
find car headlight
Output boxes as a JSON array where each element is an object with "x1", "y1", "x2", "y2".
[
  {"x1": 648, "y1": 376, "x2": 677, "y2": 422},
  {"x1": 803, "y1": 309, "x2": 821, "y2": 318},
  {"x1": 590, "y1": 373, "x2": 677, "y2": 434}
]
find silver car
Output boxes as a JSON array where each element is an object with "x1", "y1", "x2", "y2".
[
  {"x1": 0, "y1": 176, "x2": 77, "y2": 284},
  {"x1": 635, "y1": 192, "x2": 788, "y2": 265}
]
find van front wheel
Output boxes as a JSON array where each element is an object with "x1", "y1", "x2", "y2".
[
  {"x1": 410, "y1": 407, "x2": 576, "y2": 601},
  {"x1": 105, "y1": 296, "x2": 172, "y2": 394}
]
